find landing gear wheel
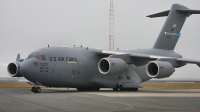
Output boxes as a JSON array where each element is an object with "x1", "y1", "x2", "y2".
[
  {"x1": 35, "y1": 87, "x2": 41, "y2": 93},
  {"x1": 113, "y1": 88, "x2": 118, "y2": 91},
  {"x1": 31, "y1": 87, "x2": 35, "y2": 92},
  {"x1": 94, "y1": 88, "x2": 100, "y2": 91},
  {"x1": 126, "y1": 88, "x2": 132, "y2": 91},
  {"x1": 77, "y1": 88, "x2": 87, "y2": 91},
  {"x1": 31, "y1": 86, "x2": 41, "y2": 93},
  {"x1": 132, "y1": 88, "x2": 138, "y2": 91},
  {"x1": 77, "y1": 88, "x2": 82, "y2": 91},
  {"x1": 77, "y1": 87, "x2": 100, "y2": 91},
  {"x1": 120, "y1": 88, "x2": 124, "y2": 91}
]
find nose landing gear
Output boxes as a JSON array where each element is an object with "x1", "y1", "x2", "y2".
[{"x1": 31, "y1": 84, "x2": 41, "y2": 93}]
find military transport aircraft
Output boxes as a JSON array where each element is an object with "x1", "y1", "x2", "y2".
[{"x1": 7, "y1": 4, "x2": 200, "y2": 93}]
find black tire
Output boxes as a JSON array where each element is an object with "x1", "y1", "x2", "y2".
[
  {"x1": 126, "y1": 88, "x2": 132, "y2": 91},
  {"x1": 31, "y1": 87, "x2": 35, "y2": 92},
  {"x1": 77, "y1": 88, "x2": 84, "y2": 91},
  {"x1": 94, "y1": 88, "x2": 100, "y2": 91},
  {"x1": 113, "y1": 88, "x2": 118, "y2": 91},
  {"x1": 77, "y1": 87, "x2": 100, "y2": 91},
  {"x1": 120, "y1": 88, "x2": 124, "y2": 91},
  {"x1": 132, "y1": 88, "x2": 138, "y2": 91},
  {"x1": 36, "y1": 87, "x2": 41, "y2": 93},
  {"x1": 33, "y1": 87, "x2": 41, "y2": 93}
]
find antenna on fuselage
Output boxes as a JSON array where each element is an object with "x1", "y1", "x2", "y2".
[{"x1": 48, "y1": 44, "x2": 49, "y2": 47}]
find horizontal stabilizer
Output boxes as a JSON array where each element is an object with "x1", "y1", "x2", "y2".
[
  {"x1": 147, "y1": 9, "x2": 200, "y2": 18},
  {"x1": 176, "y1": 9, "x2": 200, "y2": 14},
  {"x1": 146, "y1": 10, "x2": 169, "y2": 18}
]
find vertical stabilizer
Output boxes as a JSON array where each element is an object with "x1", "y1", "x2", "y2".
[{"x1": 147, "y1": 4, "x2": 200, "y2": 50}]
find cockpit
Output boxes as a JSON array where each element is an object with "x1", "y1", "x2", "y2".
[
  {"x1": 28, "y1": 55, "x2": 35, "y2": 59},
  {"x1": 28, "y1": 54, "x2": 46, "y2": 60}
]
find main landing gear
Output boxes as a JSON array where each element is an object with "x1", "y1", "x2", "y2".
[
  {"x1": 113, "y1": 88, "x2": 138, "y2": 91},
  {"x1": 113, "y1": 84, "x2": 138, "y2": 91},
  {"x1": 31, "y1": 84, "x2": 41, "y2": 93},
  {"x1": 76, "y1": 87, "x2": 100, "y2": 91}
]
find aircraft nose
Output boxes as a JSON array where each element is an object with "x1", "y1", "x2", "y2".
[
  {"x1": 20, "y1": 60, "x2": 28, "y2": 76},
  {"x1": 20, "y1": 60, "x2": 34, "y2": 82}
]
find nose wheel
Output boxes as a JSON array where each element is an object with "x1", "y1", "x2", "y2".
[
  {"x1": 31, "y1": 84, "x2": 41, "y2": 93},
  {"x1": 31, "y1": 87, "x2": 41, "y2": 93}
]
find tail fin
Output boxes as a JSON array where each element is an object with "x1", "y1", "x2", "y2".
[{"x1": 147, "y1": 4, "x2": 200, "y2": 50}]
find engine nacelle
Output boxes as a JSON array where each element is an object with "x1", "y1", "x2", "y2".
[
  {"x1": 7, "y1": 60, "x2": 23, "y2": 77},
  {"x1": 98, "y1": 58, "x2": 128, "y2": 75},
  {"x1": 146, "y1": 61, "x2": 175, "y2": 78}
]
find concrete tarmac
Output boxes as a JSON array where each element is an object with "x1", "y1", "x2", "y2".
[{"x1": 0, "y1": 88, "x2": 200, "y2": 112}]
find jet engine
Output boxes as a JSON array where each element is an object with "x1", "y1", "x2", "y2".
[
  {"x1": 98, "y1": 58, "x2": 128, "y2": 75},
  {"x1": 146, "y1": 61, "x2": 175, "y2": 78},
  {"x1": 7, "y1": 60, "x2": 24, "y2": 77}
]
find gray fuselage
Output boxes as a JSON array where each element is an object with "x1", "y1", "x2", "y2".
[{"x1": 20, "y1": 46, "x2": 182, "y2": 88}]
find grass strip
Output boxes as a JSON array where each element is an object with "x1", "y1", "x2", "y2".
[
  {"x1": 1, "y1": 82, "x2": 200, "y2": 89},
  {"x1": 142, "y1": 82, "x2": 200, "y2": 89}
]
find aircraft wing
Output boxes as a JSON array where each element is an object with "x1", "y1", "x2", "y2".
[
  {"x1": 101, "y1": 50, "x2": 172, "y2": 58},
  {"x1": 130, "y1": 53, "x2": 200, "y2": 67},
  {"x1": 176, "y1": 58, "x2": 200, "y2": 67},
  {"x1": 100, "y1": 50, "x2": 200, "y2": 67}
]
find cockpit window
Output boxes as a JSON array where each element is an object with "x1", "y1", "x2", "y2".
[
  {"x1": 28, "y1": 54, "x2": 46, "y2": 60},
  {"x1": 41, "y1": 55, "x2": 46, "y2": 60},
  {"x1": 28, "y1": 55, "x2": 35, "y2": 59},
  {"x1": 36, "y1": 55, "x2": 46, "y2": 60}
]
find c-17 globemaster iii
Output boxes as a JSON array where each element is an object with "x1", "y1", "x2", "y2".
[{"x1": 7, "y1": 4, "x2": 200, "y2": 93}]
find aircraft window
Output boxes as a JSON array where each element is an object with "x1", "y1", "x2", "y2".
[
  {"x1": 41, "y1": 55, "x2": 46, "y2": 60},
  {"x1": 28, "y1": 55, "x2": 35, "y2": 59},
  {"x1": 36, "y1": 55, "x2": 46, "y2": 60},
  {"x1": 36, "y1": 55, "x2": 41, "y2": 60}
]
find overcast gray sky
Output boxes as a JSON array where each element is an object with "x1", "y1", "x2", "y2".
[{"x1": 1, "y1": 0, "x2": 200, "y2": 78}]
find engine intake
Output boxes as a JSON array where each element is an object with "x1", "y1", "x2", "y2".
[
  {"x1": 98, "y1": 58, "x2": 127, "y2": 75},
  {"x1": 7, "y1": 62, "x2": 23, "y2": 77},
  {"x1": 146, "y1": 61, "x2": 175, "y2": 78}
]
